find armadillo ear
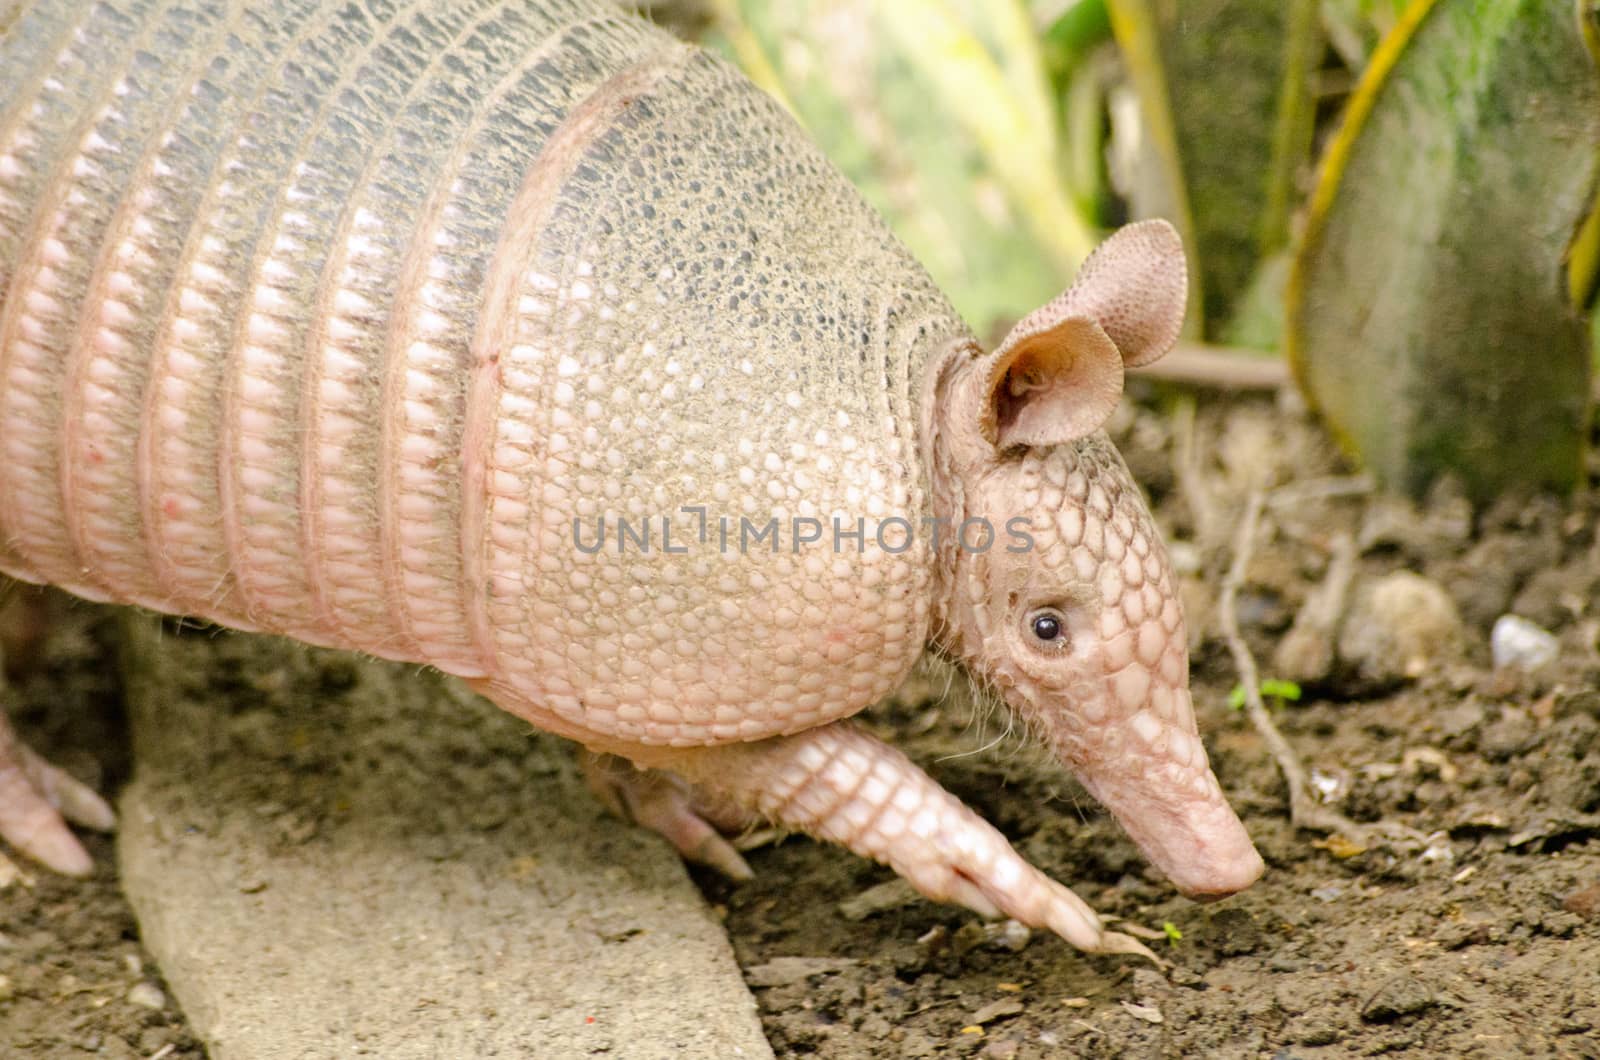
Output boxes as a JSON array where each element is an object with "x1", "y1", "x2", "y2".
[
  {"x1": 980, "y1": 315, "x2": 1125, "y2": 449},
  {"x1": 972, "y1": 218, "x2": 1187, "y2": 450},
  {"x1": 1056, "y1": 218, "x2": 1188, "y2": 367}
]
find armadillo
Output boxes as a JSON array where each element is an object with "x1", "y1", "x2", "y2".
[{"x1": 0, "y1": 0, "x2": 1263, "y2": 956}]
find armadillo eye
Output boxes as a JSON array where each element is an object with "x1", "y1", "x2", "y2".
[{"x1": 1029, "y1": 610, "x2": 1067, "y2": 645}]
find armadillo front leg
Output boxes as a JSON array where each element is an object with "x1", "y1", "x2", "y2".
[{"x1": 651, "y1": 722, "x2": 1156, "y2": 957}]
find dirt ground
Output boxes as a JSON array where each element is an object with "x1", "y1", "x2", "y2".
[{"x1": 3, "y1": 389, "x2": 1598, "y2": 1059}]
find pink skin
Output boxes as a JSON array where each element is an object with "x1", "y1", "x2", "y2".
[{"x1": 939, "y1": 435, "x2": 1265, "y2": 899}]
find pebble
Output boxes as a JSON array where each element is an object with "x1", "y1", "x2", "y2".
[
  {"x1": 126, "y1": 981, "x2": 166, "y2": 1010},
  {"x1": 1490, "y1": 614, "x2": 1559, "y2": 672},
  {"x1": 970, "y1": 998, "x2": 1024, "y2": 1025},
  {"x1": 1120, "y1": 1000, "x2": 1164, "y2": 1024},
  {"x1": 1339, "y1": 572, "x2": 1463, "y2": 682},
  {"x1": 951, "y1": 918, "x2": 1031, "y2": 955},
  {"x1": 1360, "y1": 974, "x2": 1435, "y2": 1022}
]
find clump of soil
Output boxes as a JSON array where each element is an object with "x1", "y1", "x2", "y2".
[{"x1": 4, "y1": 390, "x2": 1599, "y2": 1058}]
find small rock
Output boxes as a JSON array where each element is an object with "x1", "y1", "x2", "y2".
[
  {"x1": 951, "y1": 918, "x2": 1031, "y2": 955},
  {"x1": 971, "y1": 998, "x2": 1024, "y2": 1025},
  {"x1": 137, "y1": 1028, "x2": 173, "y2": 1055},
  {"x1": 0, "y1": 973, "x2": 12, "y2": 1002},
  {"x1": 890, "y1": 944, "x2": 931, "y2": 976},
  {"x1": 1339, "y1": 572, "x2": 1463, "y2": 684},
  {"x1": 1562, "y1": 882, "x2": 1600, "y2": 920},
  {"x1": 1360, "y1": 974, "x2": 1435, "y2": 1023},
  {"x1": 988, "y1": 920, "x2": 1031, "y2": 952},
  {"x1": 1436, "y1": 920, "x2": 1493, "y2": 950},
  {"x1": 858, "y1": 1015, "x2": 892, "y2": 1038},
  {"x1": 980, "y1": 1039, "x2": 1021, "y2": 1060},
  {"x1": 1120, "y1": 1000, "x2": 1164, "y2": 1024},
  {"x1": 744, "y1": 957, "x2": 857, "y2": 989},
  {"x1": 96, "y1": 1037, "x2": 139, "y2": 1060},
  {"x1": 1490, "y1": 615, "x2": 1559, "y2": 673},
  {"x1": 1535, "y1": 910, "x2": 1580, "y2": 938},
  {"x1": 1167, "y1": 965, "x2": 1203, "y2": 988},
  {"x1": 1130, "y1": 967, "x2": 1169, "y2": 998},
  {"x1": 126, "y1": 981, "x2": 166, "y2": 1010},
  {"x1": 1293, "y1": 1016, "x2": 1345, "y2": 1046}
]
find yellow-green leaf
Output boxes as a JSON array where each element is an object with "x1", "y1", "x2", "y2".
[{"x1": 1287, "y1": 0, "x2": 1600, "y2": 501}]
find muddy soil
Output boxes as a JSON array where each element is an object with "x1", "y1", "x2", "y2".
[{"x1": 3, "y1": 390, "x2": 1599, "y2": 1059}]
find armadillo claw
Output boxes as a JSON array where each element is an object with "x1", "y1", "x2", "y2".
[
  {"x1": 894, "y1": 803, "x2": 1156, "y2": 961},
  {"x1": 581, "y1": 752, "x2": 755, "y2": 881},
  {"x1": 663, "y1": 722, "x2": 1158, "y2": 959},
  {"x1": 0, "y1": 712, "x2": 115, "y2": 876}
]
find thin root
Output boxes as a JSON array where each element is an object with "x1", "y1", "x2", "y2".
[{"x1": 1219, "y1": 489, "x2": 1368, "y2": 839}]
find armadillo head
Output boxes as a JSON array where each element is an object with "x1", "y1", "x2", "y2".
[{"x1": 924, "y1": 220, "x2": 1263, "y2": 899}]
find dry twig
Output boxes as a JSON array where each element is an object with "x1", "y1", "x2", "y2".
[
  {"x1": 1218, "y1": 489, "x2": 1366, "y2": 838},
  {"x1": 1130, "y1": 344, "x2": 1290, "y2": 391},
  {"x1": 1272, "y1": 531, "x2": 1358, "y2": 684}
]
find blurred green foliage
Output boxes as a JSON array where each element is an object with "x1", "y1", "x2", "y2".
[
  {"x1": 1288, "y1": 0, "x2": 1599, "y2": 501},
  {"x1": 698, "y1": 0, "x2": 1600, "y2": 496},
  {"x1": 706, "y1": 0, "x2": 1103, "y2": 336}
]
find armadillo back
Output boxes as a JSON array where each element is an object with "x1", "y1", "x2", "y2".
[{"x1": 0, "y1": 0, "x2": 967, "y2": 735}]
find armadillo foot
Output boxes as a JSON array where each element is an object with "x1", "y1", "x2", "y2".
[
  {"x1": 581, "y1": 751, "x2": 757, "y2": 881},
  {"x1": 655, "y1": 722, "x2": 1157, "y2": 959},
  {"x1": 0, "y1": 709, "x2": 116, "y2": 876}
]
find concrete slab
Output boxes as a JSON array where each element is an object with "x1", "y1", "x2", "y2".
[{"x1": 116, "y1": 616, "x2": 772, "y2": 1060}]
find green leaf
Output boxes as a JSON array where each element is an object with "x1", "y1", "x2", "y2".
[
  {"x1": 1038, "y1": 0, "x2": 1113, "y2": 66},
  {"x1": 1107, "y1": 0, "x2": 1321, "y2": 335},
  {"x1": 1260, "y1": 679, "x2": 1303, "y2": 702},
  {"x1": 1162, "y1": 920, "x2": 1183, "y2": 944},
  {"x1": 1287, "y1": 0, "x2": 1600, "y2": 501}
]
